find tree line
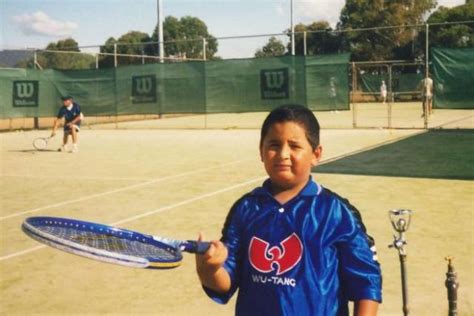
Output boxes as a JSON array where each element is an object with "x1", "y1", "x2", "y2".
[
  {"x1": 257, "y1": 0, "x2": 473, "y2": 60},
  {"x1": 15, "y1": 0, "x2": 474, "y2": 69}
]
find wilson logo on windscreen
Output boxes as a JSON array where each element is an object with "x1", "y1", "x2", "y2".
[
  {"x1": 132, "y1": 75, "x2": 156, "y2": 103},
  {"x1": 12, "y1": 81, "x2": 39, "y2": 107},
  {"x1": 260, "y1": 68, "x2": 289, "y2": 99}
]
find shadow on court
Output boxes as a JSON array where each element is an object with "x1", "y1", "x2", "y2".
[
  {"x1": 9, "y1": 149, "x2": 58, "y2": 153},
  {"x1": 314, "y1": 129, "x2": 474, "y2": 180}
]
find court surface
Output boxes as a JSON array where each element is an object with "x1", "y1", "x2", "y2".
[{"x1": 1, "y1": 116, "x2": 473, "y2": 315}]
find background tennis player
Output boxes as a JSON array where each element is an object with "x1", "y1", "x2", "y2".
[{"x1": 51, "y1": 95, "x2": 83, "y2": 153}]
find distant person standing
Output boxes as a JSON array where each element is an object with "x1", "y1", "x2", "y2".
[
  {"x1": 420, "y1": 75, "x2": 434, "y2": 117},
  {"x1": 51, "y1": 95, "x2": 83, "y2": 153},
  {"x1": 380, "y1": 80, "x2": 387, "y2": 104},
  {"x1": 329, "y1": 77, "x2": 339, "y2": 113}
]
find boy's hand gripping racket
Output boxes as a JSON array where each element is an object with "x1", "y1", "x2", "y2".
[
  {"x1": 22, "y1": 216, "x2": 210, "y2": 269},
  {"x1": 33, "y1": 136, "x2": 53, "y2": 151}
]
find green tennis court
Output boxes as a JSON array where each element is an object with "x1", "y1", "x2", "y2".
[{"x1": 315, "y1": 129, "x2": 474, "y2": 180}]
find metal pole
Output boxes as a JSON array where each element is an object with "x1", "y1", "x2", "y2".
[
  {"x1": 114, "y1": 43, "x2": 117, "y2": 68},
  {"x1": 303, "y1": 31, "x2": 307, "y2": 56},
  {"x1": 202, "y1": 38, "x2": 207, "y2": 61},
  {"x1": 352, "y1": 62, "x2": 357, "y2": 128},
  {"x1": 445, "y1": 256, "x2": 459, "y2": 316},
  {"x1": 424, "y1": 23, "x2": 429, "y2": 129},
  {"x1": 291, "y1": 0, "x2": 295, "y2": 55},
  {"x1": 388, "y1": 209, "x2": 413, "y2": 316},
  {"x1": 157, "y1": 0, "x2": 164, "y2": 63},
  {"x1": 399, "y1": 254, "x2": 409, "y2": 316},
  {"x1": 33, "y1": 50, "x2": 37, "y2": 69},
  {"x1": 388, "y1": 64, "x2": 392, "y2": 129},
  {"x1": 95, "y1": 54, "x2": 99, "y2": 69}
]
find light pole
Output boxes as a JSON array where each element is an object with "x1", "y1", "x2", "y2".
[
  {"x1": 157, "y1": 0, "x2": 164, "y2": 63},
  {"x1": 291, "y1": 0, "x2": 295, "y2": 55}
]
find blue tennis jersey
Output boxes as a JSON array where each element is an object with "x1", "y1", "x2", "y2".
[
  {"x1": 204, "y1": 177, "x2": 382, "y2": 316},
  {"x1": 57, "y1": 102, "x2": 81, "y2": 128}
]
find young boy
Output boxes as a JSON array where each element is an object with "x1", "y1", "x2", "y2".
[
  {"x1": 196, "y1": 104, "x2": 382, "y2": 315},
  {"x1": 51, "y1": 95, "x2": 83, "y2": 153}
]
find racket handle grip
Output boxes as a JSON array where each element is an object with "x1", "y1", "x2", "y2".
[{"x1": 185, "y1": 241, "x2": 211, "y2": 254}]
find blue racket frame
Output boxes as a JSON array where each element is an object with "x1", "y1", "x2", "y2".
[{"x1": 22, "y1": 216, "x2": 210, "y2": 269}]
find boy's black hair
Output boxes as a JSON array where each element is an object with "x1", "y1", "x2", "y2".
[{"x1": 260, "y1": 104, "x2": 320, "y2": 150}]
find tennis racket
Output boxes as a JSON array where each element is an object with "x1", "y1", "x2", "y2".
[
  {"x1": 33, "y1": 136, "x2": 52, "y2": 150},
  {"x1": 22, "y1": 216, "x2": 210, "y2": 269}
]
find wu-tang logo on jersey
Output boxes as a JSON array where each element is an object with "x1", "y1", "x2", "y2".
[
  {"x1": 12, "y1": 81, "x2": 39, "y2": 107},
  {"x1": 249, "y1": 233, "x2": 303, "y2": 275},
  {"x1": 260, "y1": 68, "x2": 289, "y2": 100},
  {"x1": 132, "y1": 75, "x2": 157, "y2": 104}
]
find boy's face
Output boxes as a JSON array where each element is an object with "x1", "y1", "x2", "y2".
[
  {"x1": 260, "y1": 121, "x2": 322, "y2": 192},
  {"x1": 62, "y1": 99, "x2": 72, "y2": 107}
]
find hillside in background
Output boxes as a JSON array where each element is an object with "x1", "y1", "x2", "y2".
[{"x1": 0, "y1": 50, "x2": 33, "y2": 67}]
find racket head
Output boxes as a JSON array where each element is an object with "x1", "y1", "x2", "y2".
[
  {"x1": 33, "y1": 137, "x2": 48, "y2": 150},
  {"x1": 22, "y1": 216, "x2": 184, "y2": 269}
]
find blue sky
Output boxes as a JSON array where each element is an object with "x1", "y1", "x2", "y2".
[{"x1": 0, "y1": 0, "x2": 466, "y2": 59}]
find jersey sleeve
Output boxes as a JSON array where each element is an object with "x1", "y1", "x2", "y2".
[
  {"x1": 333, "y1": 201, "x2": 382, "y2": 303},
  {"x1": 202, "y1": 197, "x2": 246, "y2": 304},
  {"x1": 56, "y1": 107, "x2": 65, "y2": 119}
]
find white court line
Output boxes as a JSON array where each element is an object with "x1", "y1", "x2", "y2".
[
  {"x1": 0, "y1": 176, "x2": 266, "y2": 262},
  {"x1": 0, "y1": 158, "x2": 253, "y2": 221},
  {"x1": 0, "y1": 245, "x2": 46, "y2": 261}
]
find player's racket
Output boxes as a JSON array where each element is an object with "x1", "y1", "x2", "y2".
[
  {"x1": 22, "y1": 216, "x2": 210, "y2": 269},
  {"x1": 33, "y1": 136, "x2": 52, "y2": 150}
]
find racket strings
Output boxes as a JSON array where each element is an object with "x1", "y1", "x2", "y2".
[
  {"x1": 33, "y1": 138, "x2": 48, "y2": 150},
  {"x1": 37, "y1": 225, "x2": 176, "y2": 260}
]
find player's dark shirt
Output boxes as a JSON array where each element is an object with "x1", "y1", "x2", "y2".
[{"x1": 57, "y1": 102, "x2": 81, "y2": 126}]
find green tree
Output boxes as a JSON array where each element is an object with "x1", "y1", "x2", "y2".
[
  {"x1": 151, "y1": 16, "x2": 218, "y2": 60},
  {"x1": 426, "y1": 2, "x2": 474, "y2": 48},
  {"x1": 290, "y1": 21, "x2": 344, "y2": 55},
  {"x1": 255, "y1": 36, "x2": 286, "y2": 57},
  {"x1": 17, "y1": 38, "x2": 95, "y2": 69},
  {"x1": 338, "y1": 0, "x2": 437, "y2": 61},
  {"x1": 99, "y1": 31, "x2": 154, "y2": 67}
]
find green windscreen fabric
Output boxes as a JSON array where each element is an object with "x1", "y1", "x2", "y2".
[
  {"x1": 205, "y1": 56, "x2": 308, "y2": 113},
  {"x1": 305, "y1": 53, "x2": 350, "y2": 111},
  {"x1": 0, "y1": 54, "x2": 351, "y2": 119},
  {"x1": 359, "y1": 72, "x2": 422, "y2": 94},
  {"x1": 392, "y1": 72, "x2": 424, "y2": 93},
  {"x1": 359, "y1": 73, "x2": 389, "y2": 93},
  {"x1": 49, "y1": 68, "x2": 116, "y2": 116},
  {"x1": 432, "y1": 47, "x2": 474, "y2": 109}
]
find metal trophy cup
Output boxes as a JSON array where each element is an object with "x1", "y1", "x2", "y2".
[{"x1": 388, "y1": 209, "x2": 413, "y2": 316}]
